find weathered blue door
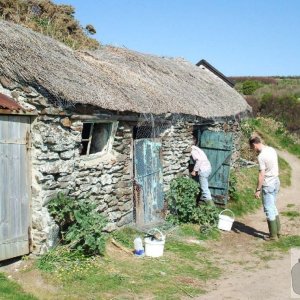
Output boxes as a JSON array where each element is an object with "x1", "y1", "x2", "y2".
[
  {"x1": 199, "y1": 130, "x2": 232, "y2": 205},
  {"x1": 134, "y1": 139, "x2": 164, "y2": 226}
]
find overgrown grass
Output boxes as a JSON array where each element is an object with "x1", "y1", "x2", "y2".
[
  {"x1": 246, "y1": 117, "x2": 300, "y2": 158},
  {"x1": 111, "y1": 226, "x2": 142, "y2": 249},
  {"x1": 36, "y1": 225, "x2": 221, "y2": 299},
  {"x1": 278, "y1": 156, "x2": 292, "y2": 187},
  {"x1": 281, "y1": 211, "x2": 300, "y2": 219},
  {"x1": 228, "y1": 167, "x2": 261, "y2": 217},
  {"x1": 0, "y1": 0, "x2": 99, "y2": 50},
  {"x1": 264, "y1": 236, "x2": 300, "y2": 252},
  {"x1": 0, "y1": 273, "x2": 37, "y2": 300},
  {"x1": 255, "y1": 236, "x2": 300, "y2": 261},
  {"x1": 160, "y1": 223, "x2": 220, "y2": 242}
]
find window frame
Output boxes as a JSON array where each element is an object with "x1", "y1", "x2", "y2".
[{"x1": 80, "y1": 120, "x2": 118, "y2": 156}]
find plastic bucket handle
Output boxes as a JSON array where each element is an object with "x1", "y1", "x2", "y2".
[
  {"x1": 147, "y1": 228, "x2": 165, "y2": 240},
  {"x1": 219, "y1": 209, "x2": 235, "y2": 219}
]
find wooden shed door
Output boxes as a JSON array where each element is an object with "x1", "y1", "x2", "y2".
[
  {"x1": 133, "y1": 139, "x2": 164, "y2": 226},
  {"x1": 199, "y1": 130, "x2": 232, "y2": 205},
  {"x1": 0, "y1": 115, "x2": 31, "y2": 261}
]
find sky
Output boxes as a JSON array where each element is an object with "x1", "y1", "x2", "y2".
[{"x1": 54, "y1": 0, "x2": 300, "y2": 76}]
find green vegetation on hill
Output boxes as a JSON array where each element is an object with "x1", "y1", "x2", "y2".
[
  {"x1": 243, "y1": 117, "x2": 300, "y2": 159},
  {"x1": 229, "y1": 76, "x2": 300, "y2": 136},
  {"x1": 0, "y1": 0, "x2": 99, "y2": 50}
]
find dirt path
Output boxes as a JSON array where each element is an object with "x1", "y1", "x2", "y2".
[{"x1": 195, "y1": 150, "x2": 300, "y2": 300}]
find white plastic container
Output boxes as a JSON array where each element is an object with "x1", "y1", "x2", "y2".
[
  {"x1": 133, "y1": 237, "x2": 144, "y2": 256},
  {"x1": 144, "y1": 228, "x2": 165, "y2": 257},
  {"x1": 218, "y1": 209, "x2": 235, "y2": 231}
]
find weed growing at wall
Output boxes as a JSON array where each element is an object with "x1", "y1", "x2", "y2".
[
  {"x1": 47, "y1": 193, "x2": 107, "y2": 255},
  {"x1": 166, "y1": 177, "x2": 199, "y2": 224},
  {"x1": 166, "y1": 177, "x2": 219, "y2": 233}
]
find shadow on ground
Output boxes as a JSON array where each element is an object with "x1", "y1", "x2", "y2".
[{"x1": 232, "y1": 221, "x2": 267, "y2": 239}]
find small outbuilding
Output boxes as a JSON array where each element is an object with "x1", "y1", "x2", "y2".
[{"x1": 0, "y1": 20, "x2": 251, "y2": 260}]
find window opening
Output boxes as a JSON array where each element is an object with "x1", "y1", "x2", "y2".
[{"x1": 80, "y1": 122, "x2": 112, "y2": 155}]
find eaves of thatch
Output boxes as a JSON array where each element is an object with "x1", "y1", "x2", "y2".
[{"x1": 0, "y1": 20, "x2": 250, "y2": 119}]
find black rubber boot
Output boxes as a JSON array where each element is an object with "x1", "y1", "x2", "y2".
[
  {"x1": 267, "y1": 220, "x2": 278, "y2": 241},
  {"x1": 276, "y1": 215, "x2": 281, "y2": 238}
]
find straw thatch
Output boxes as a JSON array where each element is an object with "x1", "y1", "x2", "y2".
[{"x1": 0, "y1": 20, "x2": 250, "y2": 119}]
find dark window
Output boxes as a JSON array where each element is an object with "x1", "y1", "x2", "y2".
[{"x1": 80, "y1": 122, "x2": 112, "y2": 155}]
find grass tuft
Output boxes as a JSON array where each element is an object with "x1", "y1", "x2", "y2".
[
  {"x1": 264, "y1": 236, "x2": 300, "y2": 252},
  {"x1": 228, "y1": 167, "x2": 261, "y2": 217},
  {"x1": 281, "y1": 211, "x2": 300, "y2": 219},
  {"x1": 0, "y1": 273, "x2": 37, "y2": 300}
]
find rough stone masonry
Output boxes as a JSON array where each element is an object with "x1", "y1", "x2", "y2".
[{"x1": 0, "y1": 77, "x2": 241, "y2": 254}]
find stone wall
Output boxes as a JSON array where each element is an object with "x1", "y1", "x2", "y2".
[
  {"x1": 31, "y1": 116, "x2": 133, "y2": 254},
  {"x1": 0, "y1": 80, "x2": 134, "y2": 254},
  {"x1": 0, "y1": 78, "x2": 242, "y2": 254},
  {"x1": 160, "y1": 122, "x2": 194, "y2": 190}
]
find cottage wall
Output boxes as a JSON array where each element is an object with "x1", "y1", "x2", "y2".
[
  {"x1": 30, "y1": 117, "x2": 134, "y2": 254},
  {"x1": 0, "y1": 80, "x2": 134, "y2": 254},
  {"x1": 0, "y1": 79, "x2": 242, "y2": 255},
  {"x1": 160, "y1": 123, "x2": 193, "y2": 190}
]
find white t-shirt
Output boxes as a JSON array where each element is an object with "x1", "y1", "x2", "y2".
[
  {"x1": 258, "y1": 145, "x2": 279, "y2": 186},
  {"x1": 191, "y1": 146, "x2": 211, "y2": 173}
]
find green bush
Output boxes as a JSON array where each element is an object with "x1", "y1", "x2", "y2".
[
  {"x1": 166, "y1": 177, "x2": 199, "y2": 223},
  {"x1": 48, "y1": 193, "x2": 107, "y2": 255},
  {"x1": 166, "y1": 177, "x2": 219, "y2": 229},
  {"x1": 242, "y1": 80, "x2": 261, "y2": 95},
  {"x1": 191, "y1": 206, "x2": 219, "y2": 229},
  {"x1": 260, "y1": 94, "x2": 300, "y2": 133}
]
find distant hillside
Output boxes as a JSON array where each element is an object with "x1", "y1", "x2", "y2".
[
  {"x1": 0, "y1": 0, "x2": 99, "y2": 50},
  {"x1": 228, "y1": 76, "x2": 300, "y2": 135}
]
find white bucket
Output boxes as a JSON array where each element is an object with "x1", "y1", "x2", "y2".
[
  {"x1": 144, "y1": 228, "x2": 165, "y2": 257},
  {"x1": 218, "y1": 209, "x2": 235, "y2": 231}
]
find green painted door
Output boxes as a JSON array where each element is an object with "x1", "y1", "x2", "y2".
[{"x1": 199, "y1": 130, "x2": 232, "y2": 205}]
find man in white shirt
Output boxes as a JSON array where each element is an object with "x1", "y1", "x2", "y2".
[
  {"x1": 191, "y1": 137, "x2": 214, "y2": 206},
  {"x1": 249, "y1": 136, "x2": 281, "y2": 240}
]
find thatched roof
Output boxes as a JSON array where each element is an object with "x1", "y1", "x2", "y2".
[{"x1": 0, "y1": 20, "x2": 250, "y2": 119}]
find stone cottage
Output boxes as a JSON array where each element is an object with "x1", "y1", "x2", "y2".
[{"x1": 0, "y1": 20, "x2": 251, "y2": 260}]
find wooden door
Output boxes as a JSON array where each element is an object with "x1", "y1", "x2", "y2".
[
  {"x1": 0, "y1": 115, "x2": 31, "y2": 261},
  {"x1": 199, "y1": 130, "x2": 232, "y2": 205},
  {"x1": 133, "y1": 138, "x2": 164, "y2": 226}
]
